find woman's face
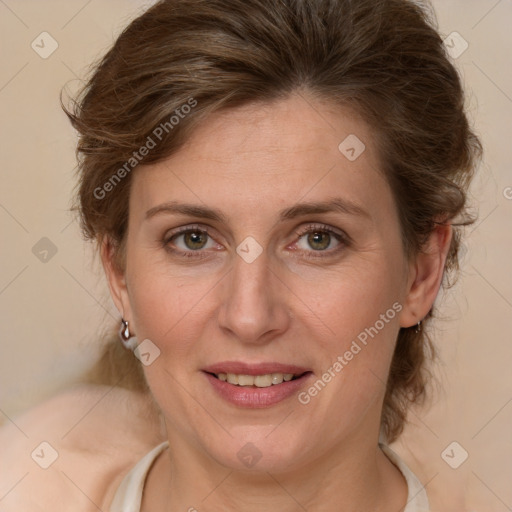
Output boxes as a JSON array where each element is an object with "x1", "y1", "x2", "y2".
[{"x1": 108, "y1": 94, "x2": 417, "y2": 471}]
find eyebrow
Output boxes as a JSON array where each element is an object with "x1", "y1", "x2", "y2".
[{"x1": 144, "y1": 197, "x2": 370, "y2": 223}]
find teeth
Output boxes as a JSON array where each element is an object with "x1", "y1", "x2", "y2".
[
  {"x1": 238, "y1": 374, "x2": 255, "y2": 386},
  {"x1": 227, "y1": 373, "x2": 239, "y2": 385},
  {"x1": 271, "y1": 373, "x2": 284, "y2": 385},
  {"x1": 254, "y1": 375, "x2": 272, "y2": 387},
  {"x1": 215, "y1": 372, "x2": 299, "y2": 387}
]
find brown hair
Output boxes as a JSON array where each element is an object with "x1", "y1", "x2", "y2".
[{"x1": 64, "y1": 0, "x2": 481, "y2": 443}]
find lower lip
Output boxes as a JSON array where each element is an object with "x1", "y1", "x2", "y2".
[{"x1": 203, "y1": 372, "x2": 312, "y2": 408}]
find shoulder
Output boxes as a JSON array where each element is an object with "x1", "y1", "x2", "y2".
[{"x1": 0, "y1": 383, "x2": 166, "y2": 511}]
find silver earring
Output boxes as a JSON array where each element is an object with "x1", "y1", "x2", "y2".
[
  {"x1": 119, "y1": 319, "x2": 138, "y2": 351},
  {"x1": 415, "y1": 321, "x2": 422, "y2": 333}
]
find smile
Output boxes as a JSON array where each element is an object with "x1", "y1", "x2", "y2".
[
  {"x1": 211, "y1": 372, "x2": 302, "y2": 387},
  {"x1": 201, "y1": 363, "x2": 313, "y2": 408}
]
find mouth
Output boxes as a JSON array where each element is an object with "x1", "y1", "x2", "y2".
[
  {"x1": 206, "y1": 371, "x2": 307, "y2": 387},
  {"x1": 201, "y1": 362, "x2": 313, "y2": 408}
]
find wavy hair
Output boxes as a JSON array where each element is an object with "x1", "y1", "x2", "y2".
[{"x1": 64, "y1": 0, "x2": 482, "y2": 442}]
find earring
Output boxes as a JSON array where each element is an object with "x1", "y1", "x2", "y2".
[
  {"x1": 415, "y1": 321, "x2": 422, "y2": 333},
  {"x1": 119, "y1": 319, "x2": 138, "y2": 351}
]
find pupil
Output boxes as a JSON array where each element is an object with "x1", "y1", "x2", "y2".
[
  {"x1": 308, "y1": 232, "x2": 330, "y2": 250},
  {"x1": 185, "y1": 232, "x2": 206, "y2": 250}
]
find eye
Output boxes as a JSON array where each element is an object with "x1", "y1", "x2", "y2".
[
  {"x1": 176, "y1": 230, "x2": 211, "y2": 250},
  {"x1": 292, "y1": 223, "x2": 348, "y2": 256},
  {"x1": 163, "y1": 225, "x2": 222, "y2": 257},
  {"x1": 298, "y1": 231, "x2": 336, "y2": 251}
]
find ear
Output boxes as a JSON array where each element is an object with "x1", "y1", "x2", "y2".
[
  {"x1": 399, "y1": 223, "x2": 453, "y2": 328},
  {"x1": 100, "y1": 236, "x2": 133, "y2": 323}
]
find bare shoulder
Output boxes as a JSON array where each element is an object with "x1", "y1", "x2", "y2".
[{"x1": 0, "y1": 383, "x2": 166, "y2": 511}]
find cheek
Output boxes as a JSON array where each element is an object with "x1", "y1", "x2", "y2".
[
  {"x1": 293, "y1": 254, "x2": 404, "y2": 341},
  {"x1": 293, "y1": 279, "x2": 401, "y2": 442},
  {"x1": 292, "y1": 258, "x2": 403, "y2": 401},
  {"x1": 126, "y1": 257, "x2": 219, "y2": 353}
]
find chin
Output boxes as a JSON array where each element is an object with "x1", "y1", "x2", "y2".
[{"x1": 204, "y1": 429, "x2": 315, "y2": 474}]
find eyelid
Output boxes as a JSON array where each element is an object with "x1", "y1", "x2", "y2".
[
  {"x1": 164, "y1": 223, "x2": 218, "y2": 241},
  {"x1": 289, "y1": 222, "x2": 351, "y2": 258},
  {"x1": 162, "y1": 222, "x2": 350, "y2": 259},
  {"x1": 162, "y1": 224, "x2": 224, "y2": 258},
  {"x1": 293, "y1": 222, "x2": 351, "y2": 244}
]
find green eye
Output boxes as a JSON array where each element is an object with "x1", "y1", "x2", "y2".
[
  {"x1": 183, "y1": 231, "x2": 209, "y2": 250},
  {"x1": 293, "y1": 223, "x2": 348, "y2": 258},
  {"x1": 307, "y1": 231, "x2": 331, "y2": 251},
  {"x1": 165, "y1": 227, "x2": 217, "y2": 254}
]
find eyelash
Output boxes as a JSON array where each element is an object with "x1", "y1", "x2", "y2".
[
  {"x1": 162, "y1": 223, "x2": 350, "y2": 260},
  {"x1": 162, "y1": 224, "x2": 214, "y2": 260},
  {"x1": 293, "y1": 223, "x2": 349, "y2": 259}
]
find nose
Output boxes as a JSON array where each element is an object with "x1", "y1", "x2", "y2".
[{"x1": 217, "y1": 250, "x2": 292, "y2": 345}]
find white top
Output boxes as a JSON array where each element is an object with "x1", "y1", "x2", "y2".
[{"x1": 110, "y1": 441, "x2": 430, "y2": 511}]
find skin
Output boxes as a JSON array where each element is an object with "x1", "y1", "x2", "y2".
[{"x1": 102, "y1": 92, "x2": 452, "y2": 511}]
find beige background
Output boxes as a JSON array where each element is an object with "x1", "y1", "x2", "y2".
[{"x1": 0, "y1": 1, "x2": 511, "y2": 510}]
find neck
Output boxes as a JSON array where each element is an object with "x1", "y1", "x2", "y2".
[{"x1": 141, "y1": 429, "x2": 408, "y2": 512}]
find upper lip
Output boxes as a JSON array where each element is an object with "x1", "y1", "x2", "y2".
[{"x1": 202, "y1": 361, "x2": 311, "y2": 376}]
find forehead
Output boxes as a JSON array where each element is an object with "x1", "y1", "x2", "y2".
[{"x1": 129, "y1": 93, "x2": 393, "y2": 223}]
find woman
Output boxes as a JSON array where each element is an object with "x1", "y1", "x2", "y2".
[{"x1": 1, "y1": 0, "x2": 481, "y2": 510}]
